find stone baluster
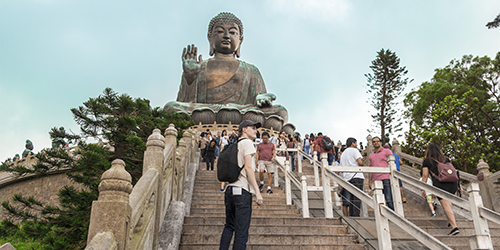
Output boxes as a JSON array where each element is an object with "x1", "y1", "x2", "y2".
[
  {"x1": 321, "y1": 153, "x2": 333, "y2": 218},
  {"x1": 477, "y1": 159, "x2": 494, "y2": 210},
  {"x1": 313, "y1": 151, "x2": 320, "y2": 186},
  {"x1": 297, "y1": 143, "x2": 303, "y2": 173},
  {"x1": 301, "y1": 175, "x2": 310, "y2": 218},
  {"x1": 392, "y1": 138, "x2": 402, "y2": 155},
  {"x1": 285, "y1": 160, "x2": 292, "y2": 205},
  {"x1": 363, "y1": 135, "x2": 373, "y2": 166},
  {"x1": 388, "y1": 154, "x2": 404, "y2": 216},
  {"x1": 372, "y1": 180, "x2": 392, "y2": 249},
  {"x1": 87, "y1": 159, "x2": 133, "y2": 250},
  {"x1": 142, "y1": 129, "x2": 165, "y2": 250},
  {"x1": 164, "y1": 124, "x2": 178, "y2": 147},
  {"x1": 468, "y1": 182, "x2": 493, "y2": 250}
]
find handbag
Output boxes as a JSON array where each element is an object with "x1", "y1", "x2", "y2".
[{"x1": 429, "y1": 157, "x2": 459, "y2": 183}]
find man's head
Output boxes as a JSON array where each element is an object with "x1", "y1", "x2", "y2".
[
  {"x1": 262, "y1": 132, "x2": 270, "y2": 143},
  {"x1": 207, "y1": 12, "x2": 243, "y2": 58},
  {"x1": 346, "y1": 137, "x2": 357, "y2": 148},
  {"x1": 305, "y1": 134, "x2": 309, "y2": 139},
  {"x1": 238, "y1": 120, "x2": 261, "y2": 140},
  {"x1": 318, "y1": 132, "x2": 323, "y2": 136},
  {"x1": 372, "y1": 136, "x2": 382, "y2": 149}
]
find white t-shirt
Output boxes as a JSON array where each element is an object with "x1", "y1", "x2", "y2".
[
  {"x1": 228, "y1": 138, "x2": 256, "y2": 194},
  {"x1": 339, "y1": 147, "x2": 365, "y2": 181},
  {"x1": 221, "y1": 136, "x2": 229, "y2": 146}
]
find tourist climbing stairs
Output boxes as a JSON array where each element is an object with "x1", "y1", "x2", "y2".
[{"x1": 179, "y1": 169, "x2": 367, "y2": 249}]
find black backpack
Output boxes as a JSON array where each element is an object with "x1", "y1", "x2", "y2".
[
  {"x1": 217, "y1": 138, "x2": 247, "y2": 183},
  {"x1": 320, "y1": 136, "x2": 334, "y2": 151}
]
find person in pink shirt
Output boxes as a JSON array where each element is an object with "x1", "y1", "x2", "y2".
[{"x1": 368, "y1": 136, "x2": 394, "y2": 210}]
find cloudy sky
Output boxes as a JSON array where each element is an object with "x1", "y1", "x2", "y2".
[{"x1": 1, "y1": 1, "x2": 499, "y2": 161}]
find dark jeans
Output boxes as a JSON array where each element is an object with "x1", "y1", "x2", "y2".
[
  {"x1": 349, "y1": 178, "x2": 364, "y2": 216},
  {"x1": 219, "y1": 186, "x2": 253, "y2": 250},
  {"x1": 206, "y1": 157, "x2": 215, "y2": 170},
  {"x1": 382, "y1": 179, "x2": 394, "y2": 210},
  {"x1": 317, "y1": 153, "x2": 333, "y2": 166}
]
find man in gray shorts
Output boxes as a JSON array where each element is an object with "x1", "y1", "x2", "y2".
[{"x1": 256, "y1": 132, "x2": 276, "y2": 194}]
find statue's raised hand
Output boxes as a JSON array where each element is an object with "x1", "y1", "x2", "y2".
[
  {"x1": 256, "y1": 93, "x2": 276, "y2": 108},
  {"x1": 182, "y1": 44, "x2": 203, "y2": 84}
]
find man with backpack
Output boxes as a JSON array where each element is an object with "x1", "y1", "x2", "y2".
[
  {"x1": 312, "y1": 132, "x2": 335, "y2": 165},
  {"x1": 219, "y1": 120, "x2": 264, "y2": 250}
]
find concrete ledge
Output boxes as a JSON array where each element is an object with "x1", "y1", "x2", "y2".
[
  {"x1": 158, "y1": 201, "x2": 186, "y2": 250},
  {"x1": 85, "y1": 231, "x2": 117, "y2": 250},
  {"x1": 0, "y1": 243, "x2": 16, "y2": 250}
]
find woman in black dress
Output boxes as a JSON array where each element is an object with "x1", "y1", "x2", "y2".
[{"x1": 421, "y1": 143, "x2": 460, "y2": 235}]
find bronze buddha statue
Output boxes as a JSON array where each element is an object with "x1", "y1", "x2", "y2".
[{"x1": 164, "y1": 12, "x2": 291, "y2": 131}]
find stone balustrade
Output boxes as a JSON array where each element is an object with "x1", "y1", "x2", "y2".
[{"x1": 85, "y1": 125, "x2": 196, "y2": 250}]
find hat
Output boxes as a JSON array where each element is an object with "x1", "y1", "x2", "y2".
[
  {"x1": 238, "y1": 120, "x2": 261, "y2": 131},
  {"x1": 383, "y1": 144, "x2": 390, "y2": 149}
]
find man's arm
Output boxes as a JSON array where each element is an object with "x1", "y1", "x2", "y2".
[
  {"x1": 356, "y1": 157, "x2": 363, "y2": 166},
  {"x1": 244, "y1": 154, "x2": 263, "y2": 205}
]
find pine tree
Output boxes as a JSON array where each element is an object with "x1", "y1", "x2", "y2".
[
  {"x1": 365, "y1": 49, "x2": 412, "y2": 143},
  {"x1": 0, "y1": 88, "x2": 194, "y2": 249},
  {"x1": 486, "y1": 13, "x2": 500, "y2": 29}
]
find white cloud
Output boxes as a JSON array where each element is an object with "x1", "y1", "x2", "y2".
[{"x1": 266, "y1": 0, "x2": 351, "y2": 23}]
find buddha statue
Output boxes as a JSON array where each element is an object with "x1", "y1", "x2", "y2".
[{"x1": 164, "y1": 12, "x2": 291, "y2": 132}]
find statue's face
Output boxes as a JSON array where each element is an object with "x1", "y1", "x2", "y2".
[{"x1": 210, "y1": 21, "x2": 241, "y2": 55}]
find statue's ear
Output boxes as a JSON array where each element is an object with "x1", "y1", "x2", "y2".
[
  {"x1": 235, "y1": 36, "x2": 243, "y2": 58},
  {"x1": 210, "y1": 44, "x2": 215, "y2": 56}
]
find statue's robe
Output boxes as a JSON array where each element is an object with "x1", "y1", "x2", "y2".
[{"x1": 165, "y1": 59, "x2": 288, "y2": 123}]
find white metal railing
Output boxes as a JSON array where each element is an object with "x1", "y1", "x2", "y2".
[{"x1": 272, "y1": 146, "x2": 500, "y2": 250}]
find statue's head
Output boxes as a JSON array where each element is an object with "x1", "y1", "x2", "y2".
[{"x1": 207, "y1": 12, "x2": 243, "y2": 58}]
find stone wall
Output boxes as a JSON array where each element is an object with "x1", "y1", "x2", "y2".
[{"x1": 0, "y1": 172, "x2": 84, "y2": 220}]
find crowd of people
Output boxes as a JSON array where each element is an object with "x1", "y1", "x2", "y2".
[{"x1": 198, "y1": 122, "x2": 462, "y2": 248}]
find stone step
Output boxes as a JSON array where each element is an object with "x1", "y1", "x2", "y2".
[
  {"x1": 179, "y1": 243, "x2": 366, "y2": 250},
  {"x1": 189, "y1": 209, "x2": 301, "y2": 217},
  {"x1": 191, "y1": 198, "x2": 287, "y2": 205},
  {"x1": 182, "y1": 224, "x2": 350, "y2": 235},
  {"x1": 183, "y1": 216, "x2": 343, "y2": 226},
  {"x1": 435, "y1": 235, "x2": 500, "y2": 249},
  {"x1": 191, "y1": 203, "x2": 294, "y2": 210},
  {"x1": 190, "y1": 206, "x2": 299, "y2": 213},
  {"x1": 191, "y1": 194, "x2": 287, "y2": 200},
  {"x1": 407, "y1": 218, "x2": 500, "y2": 228},
  {"x1": 421, "y1": 227, "x2": 500, "y2": 236},
  {"x1": 180, "y1": 233, "x2": 359, "y2": 245}
]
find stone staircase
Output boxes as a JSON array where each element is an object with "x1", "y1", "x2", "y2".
[
  {"x1": 179, "y1": 169, "x2": 368, "y2": 249},
  {"x1": 296, "y1": 161, "x2": 500, "y2": 250}
]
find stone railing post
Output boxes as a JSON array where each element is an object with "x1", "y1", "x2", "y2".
[
  {"x1": 143, "y1": 128, "x2": 165, "y2": 250},
  {"x1": 467, "y1": 182, "x2": 493, "y2": 250},
  {"x1": 87, "y1": 159, "x2": 133, "y2": 250},
  {"x1": 297, "y1": 144, "x2": 303, "y2": 173},
  {"x1": 274, "y1": 159, "x2": 279, "y2": 188},
  {"x1": 285, "y1": 160, "x2": 292, "y2": 205},
  {"x1": 388, "y1": 154, "x2": 404, "y2": 216},
  {"x1": 163, "y1": 124, "x2": 178, "y2": 212},
  {"x1": 321, "y1": 153, "x2": 333, "y2": 218},
  {"x1": 313, "y1": 151, "x2": 320, "y2": 186},
  {"x1": 301, "y1": 175, "x2": 310, "y2": 218},
  {"x1": 164, "y1": 124, "x2": 178, "y2": 146},
  {"x1": 477, "y1": 159, "x2": 494, "y2": 210},
  {"x1": 372, "y1": 180, "x2": 392, "y2": 250},
  {"x1": 392, "y1": 138, "x2": 402, "y2": 155},
  {"x1": 175, "y1": 138, "x2": 187, "y2": 201},
  {"x1": 363, "y1": 135, "x2": 373, "y2": 166}
]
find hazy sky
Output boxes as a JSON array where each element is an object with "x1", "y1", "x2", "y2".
[{"x1": 1, "y1": 1, "x2": 499, "y2": 161}]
